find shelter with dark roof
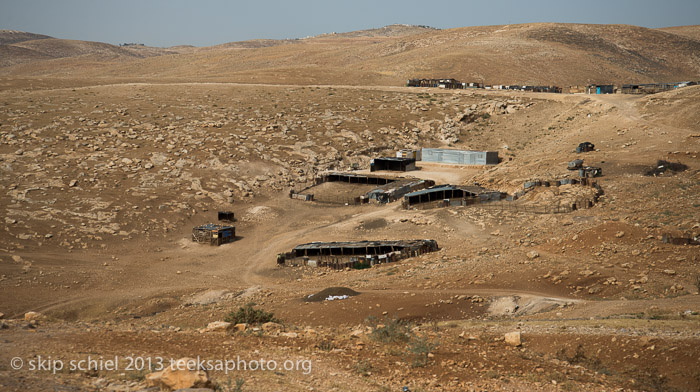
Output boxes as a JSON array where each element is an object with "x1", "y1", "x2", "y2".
[
  {"x1": 364, "y1": 178, "x2": 434, "y2": 203},
  {"x1": 403, "y1": 184, "x2": 505, "y2": 208},
  {"x1": 278, "y1": 239, "x2": 439, "y2": 269},
  {"x1": 370, "y1": 157, "x2": 416, "y2": 172}
]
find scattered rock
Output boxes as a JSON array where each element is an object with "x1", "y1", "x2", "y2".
[
  {"x1": 505, "y1": 331, "x2": 522, "y2": 347},
  {"x1": 24, "y1": 311, "x2": 43, "y2": 321},
  {"x1": 185, "y1": 290, "x2": 232, "y2": 306},
  {"x1": 146, "y1": 357, "x2": 212, "y2": 391},
  {"x1": 203, "y1": 321, "x2": 232, "y2": 333},
  {"x1": 261, "y1": 322, "x2": 283, "y2": 333},
  {"x1": 526, "y1": 251, "x2": 540, "y2": 260}
]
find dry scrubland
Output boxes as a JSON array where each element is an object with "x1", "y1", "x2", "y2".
[{"x1": 0, "y1": 23, "x2": 699, "y2": 391}]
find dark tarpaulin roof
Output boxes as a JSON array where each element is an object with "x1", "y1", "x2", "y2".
[
  {"x1": 293, "y1": 239, "x2": 434, "y2": 251},
  {"x1": 403, "y1": 184, "x2": 489, "y2": 198}
]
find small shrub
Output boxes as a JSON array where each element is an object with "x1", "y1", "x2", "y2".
[
  {"x1": 224, "y1": 303, "x2": 278, "y2": 325},
  {"x1": 316, "y1": 339, "x2": 335, "y2": 351},
  {"x1": 219, "y1": 378, "x2": 245, "y2": 392},
  {"x1": 353, "y1": 360, "x2": 373, "y2": 377},
  {"x1": 366, "y1": 316, "x2": 411, "y2": 343},
  {"x1": 404, "y1": 335, "x2": 439, "y2": 368}
]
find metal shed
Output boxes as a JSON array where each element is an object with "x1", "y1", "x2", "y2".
[{"x1": 421, "y1": 148, "x2": 499, "y2": 165}]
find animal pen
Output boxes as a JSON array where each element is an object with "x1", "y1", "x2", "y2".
[
  {"x1": 402, "y1": 185, "x2": 506, "y2": 209},
  {"x1": 277, "y1": 239, "x2": 439, "y2": 269},
  {"x1": 192, "y1": 223, "x2": 236, "y2": 246},
  {"x1": 290, "y1": 172, "x2": 433, "y2": 205},
  {"x1": 404, "y1": 178, "x2": 603, "y2": 213}
]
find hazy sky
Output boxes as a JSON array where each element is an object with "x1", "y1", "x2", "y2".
[{"x1": 1, "y1": 0, "x2": 698, "y2": 47}]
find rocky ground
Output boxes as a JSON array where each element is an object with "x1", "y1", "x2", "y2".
[{"x1": 0, "y1": 80, "x2": 699, "y2": 391}]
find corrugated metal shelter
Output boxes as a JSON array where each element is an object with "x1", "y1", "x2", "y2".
[
  {"x1": 396, "y1": 149, "x2": 422, "y2": 160},
  {"x1": 421, "y1": 148, "x2": 499, "y2": 165},
  {"x1": 587, "y1": 84, "x2": 615, "y2": 94},
  {"x1": 370, "y1": 157, "x2": 416, "y2": 172},
  {"x1": 192, "y1": 223, "x2": 236, "y2": 246},
  {"x1": 621, "y1": 83, "x2": 690, "y2": 95}
]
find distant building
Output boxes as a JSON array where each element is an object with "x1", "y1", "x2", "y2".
[
  {"x1": 565, "y1": 85, "x2": 587, "y2": 94},
  {"x1": 621, "y1": 82, "x2": 695, "y2": 94},
  {"x1": 407, "y1": 78, "x2": 464, "y2": 89},
  {"x1": 396, "y1": 149, "x2": 422, "y2": 161},
  {"x1": 587, "y1": 84, "x2": 615, "y2": 94}
]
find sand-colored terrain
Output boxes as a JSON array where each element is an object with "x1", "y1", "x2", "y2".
[{"x1": 0, "y1": 24, "x2": 699, "y2": 392}]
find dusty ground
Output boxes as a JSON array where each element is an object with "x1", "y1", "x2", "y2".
[{"x1": 0, "y1": 78, "x2": 699, "y2": 391}]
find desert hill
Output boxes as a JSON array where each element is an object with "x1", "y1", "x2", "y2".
[
  {"x1": 658, "y1": 25, "x2": 700, "y2": 41},
  {"x1": 0, "y1": 29, "x2": 52, "y2": 45},
  {"x1": 0, "y1": 37, "x2": 191, "y2": 68},
  {"x1": 1, "y1": 23, "x2": 699, "y2": 85},
  {"x1": 313, "y1": 23, "x2": 439, "y2": 39}
]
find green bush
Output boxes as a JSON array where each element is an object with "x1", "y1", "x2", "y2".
[
  {"x1": 353, "y1": 360, "x2": 373, "y2": 377},
  {"x1": 224, "y1": 303, "x2": 278, "y2": 325},
  {"x1": 366, "y1": 316, "x2": 411, "y2": 343},
  {"x1": 405, "y1": 335, "x2": 439, "y2": 368}
]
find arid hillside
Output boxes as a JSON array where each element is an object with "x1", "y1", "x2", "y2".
[
  {"x1": 0, "y1": 34, "x2": 191, "y2": 68},
  {"x1": 659, "y1": 25, "x2": 700, "y2": 41},
  {"x1": 0, "y1": 30, "x2": 52, "y2": 45},
  {"x1": 1, "y1": 23, "x2": 699, "y2": 85},
  {"x1": 0, "y1": 22, "x2": 699, "y2": 392}
]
